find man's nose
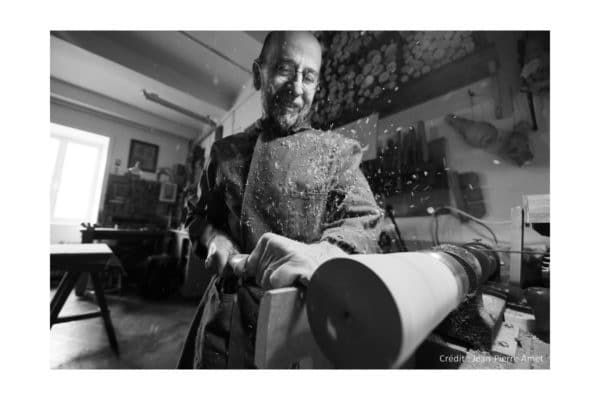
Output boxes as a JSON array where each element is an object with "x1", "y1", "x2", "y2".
[{"x1": 289, "y1": 73, "x2": 303, "y2": 96}]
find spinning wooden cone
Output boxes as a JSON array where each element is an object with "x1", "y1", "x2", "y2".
[{"x1": 306, "y1": 250, "x2": 477, "y2": 368}]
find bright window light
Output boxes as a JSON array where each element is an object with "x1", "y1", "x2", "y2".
[{"x1": 50, "y1": 123, "x2": 110, "y2": 225}]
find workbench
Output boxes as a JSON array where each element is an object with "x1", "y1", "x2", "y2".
[
  {"x1": 76, "y1": 227, "x2": 168, "y2": 295},
  {"x1": 81, "y1": 227, "x2": 167, "y2": 249}
]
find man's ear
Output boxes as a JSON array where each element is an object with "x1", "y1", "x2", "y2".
[{"x1": 252, "y1": 60, "x2": 262, "y2": 90}]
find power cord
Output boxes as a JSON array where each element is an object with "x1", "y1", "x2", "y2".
[{"x1": 431, "y1": 206, "x2": 501, "y2": 246}]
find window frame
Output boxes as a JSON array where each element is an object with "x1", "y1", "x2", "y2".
[{"x1": 50, "y1": 123, "x2": 110, "y2": 225}]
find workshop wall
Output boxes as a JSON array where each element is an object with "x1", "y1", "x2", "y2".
[
  {"x1": 51, "y1": 102, "x2": 190, "y2": 243},
  {"x1": 202, "y1": 79, "x2": 261, "y2": 162},
  {"x1": 374, "y1": 31, "x2": 549, "y2": 249},
  {"x1": 377, "y1": 77, "x2": 549, "y2": 249},
  {"x1": 232, "y1": 89, "x2": 262, "y2": 134}
]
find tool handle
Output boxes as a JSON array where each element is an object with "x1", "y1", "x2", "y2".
[
  {"x1": 227, "y1": 253, "x2": 250, "y2": 278},
  {"x1": 227, "y1": 253, "x2": 311, "y2": 289}
]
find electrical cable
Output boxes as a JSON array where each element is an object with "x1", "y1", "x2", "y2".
[
  {"x1": 385, "y1": 204, "x2": 408, "y2": 251},
  {"x1": 431, "y1": 207, "x2": 548, "y2": 247},
  {"x1": 432, "y1": 210, "x2": 440, "y2": 246},
  {"x1": 431, "y1": 206, "x2": 499, "y2": 245},
  {"x1": 436, "y1": 205, "x2": 512, "y2": 225}
]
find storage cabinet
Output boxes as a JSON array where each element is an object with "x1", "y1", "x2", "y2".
[{"x1": 101, "y1": 174, "x2": 166, "y2": 227}]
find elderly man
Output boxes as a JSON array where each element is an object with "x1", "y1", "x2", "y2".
[{"x1": 178, "y1": 31, "x2": 383, "y2": 368}]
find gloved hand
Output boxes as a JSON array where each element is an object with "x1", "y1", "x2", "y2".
[
  {"x1": 205, "y1": 232, "x2": 239, "y2": 278},
  {"x1": 229, "y1": 232, "x2": 348, "y2": 289}
]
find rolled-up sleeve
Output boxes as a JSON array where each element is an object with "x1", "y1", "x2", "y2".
[
  {"x1": 184, "y1": 149, "x2": 227, "y2": 259},
  {"x1": 320, "y1": 158, "x2": 384, "y2": 254}
]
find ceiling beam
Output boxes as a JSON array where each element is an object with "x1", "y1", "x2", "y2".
[
  {"x1": 51, "y1": 31, "x2": 233, "y2": 111},
  {"x1": 142, "y1": 89, "x2": 217, "y2": 128},
  {"x1": 244, "y1": 31, "x2": 270, "y2": 44},
  {"x1": 51, "y1": 78, "x2": 200, "y2": 140},
  {"x1": 179, "y1": 31, "x2": 252, "y2": 74}
]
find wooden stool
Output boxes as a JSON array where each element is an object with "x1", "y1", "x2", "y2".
[{"x1": 50, "y1": 244, "x2": 119, "y2": 356}]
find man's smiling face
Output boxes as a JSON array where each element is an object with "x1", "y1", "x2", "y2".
[{"x1": 254, "y1": 32, "x2": 322, "y2": 133}]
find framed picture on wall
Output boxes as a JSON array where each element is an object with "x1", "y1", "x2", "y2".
[
  {"x1": 159, "y1": 182, "x2": 178, "y2": 203},
  {"x1": 128, "y1": 139, "x2": 159, "y2": 173}
]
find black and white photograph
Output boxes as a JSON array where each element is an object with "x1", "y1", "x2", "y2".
[
  {"x1": 48, "y1": 29, "x2": 551, "y2": 371},
  {"x1": 8, "y1": 0, "x2": 600, "y2": 396}
]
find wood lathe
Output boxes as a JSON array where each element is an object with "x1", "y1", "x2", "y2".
[{"x1": 305, "y1": 243, "x2": 501, "y2": 368}]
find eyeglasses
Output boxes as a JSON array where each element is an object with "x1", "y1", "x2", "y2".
[{"x1": 256, "y1": 60, "x2": 320, "y2": 90}]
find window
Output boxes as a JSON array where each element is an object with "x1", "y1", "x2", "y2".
[{"x1": 50, "y1": 123, "x2": 110, "y2": 225}]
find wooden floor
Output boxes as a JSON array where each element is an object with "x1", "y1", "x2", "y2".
[{"x1": 50, "y1": 289, "x2": 198, "y2": 369}]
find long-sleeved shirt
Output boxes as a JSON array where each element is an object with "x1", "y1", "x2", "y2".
[{"x1": 178, "y1": 117, "x2": 384, "y2": 368}]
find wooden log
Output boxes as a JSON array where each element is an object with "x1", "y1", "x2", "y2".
[
  {"x1": 372, "y1": 64, "x2": 384, "y2": 76},
  {"x1": 307, "y1": 252, "x2": 471, "y2": 368}
]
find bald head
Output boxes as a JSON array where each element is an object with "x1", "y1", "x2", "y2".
[{"x1": 257, "y1": 31, "x2": 322, "y2": 66}]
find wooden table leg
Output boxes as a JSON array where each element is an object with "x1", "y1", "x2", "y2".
[
  {"x1": 74, "y1": 273, "x2": 89, "y2": 297},
  {"x1": 51, "y1": 271, "x2": 81, "y2": 328},
  {"x1": 77, "y1": 231, "x2": 94, "y2": 297},
  {"x1": 90, "y1": 272, "x2": 120, "y2": 356}
]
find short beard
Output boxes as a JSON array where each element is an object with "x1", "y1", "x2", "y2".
[
  {"x1": 262, "y1": 92, "x2": 312, "y2": 134},
  {"x1": 272, "y1": 106, "x2": 312, "y2": 132}
]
